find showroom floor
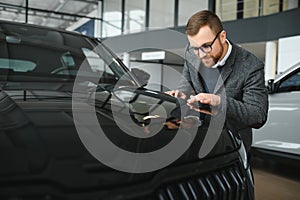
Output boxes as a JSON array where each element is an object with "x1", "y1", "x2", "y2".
[
  {"x1": 253, "y1": 168, "x2": 300, "y2": 200},
  {"x1": 251, "y1": 151, "x2": 300, "y2": 200}
]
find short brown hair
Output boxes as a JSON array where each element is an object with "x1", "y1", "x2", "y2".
[{"x1": 186, "y1": 10, "x2": 223, "y2": 36}]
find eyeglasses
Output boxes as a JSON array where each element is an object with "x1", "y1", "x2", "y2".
[{"x1": 188, "y1": 30, "x2": 222, "y2": 55}]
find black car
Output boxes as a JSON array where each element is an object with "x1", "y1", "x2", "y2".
[{"x1": 0, "y1": 20, "x2": 253, "y2": 200}]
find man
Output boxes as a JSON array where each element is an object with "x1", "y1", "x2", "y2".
[{"x1": 166, "y1": 10, "x2": 268, "y2": 152}]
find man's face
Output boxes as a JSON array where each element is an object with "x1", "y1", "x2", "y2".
[{"x1": 187, "y1": 25, "x2": 226, "y2": 67}]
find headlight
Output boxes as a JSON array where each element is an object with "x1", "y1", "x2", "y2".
[{"x1": 238, "y1": 142, "x2": 248, "y2": 169}]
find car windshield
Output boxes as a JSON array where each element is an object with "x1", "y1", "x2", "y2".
[{"x1": 0, "y1": 22, "x2": 136, "y2": 91}]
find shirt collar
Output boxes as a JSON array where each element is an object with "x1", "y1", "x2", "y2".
[{"x1": 211, "y1": 39, "x2": 232, "y2": 68}]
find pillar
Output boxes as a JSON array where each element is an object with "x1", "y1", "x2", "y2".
[{"x1": 264, "y1": 41, "x2": 277, "y2": 81}]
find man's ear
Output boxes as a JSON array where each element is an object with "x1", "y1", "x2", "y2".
[{"x1": 220, "y1": 30, "x2": 227, "y2": 43}]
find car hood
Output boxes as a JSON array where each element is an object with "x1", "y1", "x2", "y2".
[{"x1": 0, "y1": 88, "x2": 240, "y2": 198}]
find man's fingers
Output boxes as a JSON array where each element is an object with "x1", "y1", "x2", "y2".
[
  {"x1": 174, "y1": 90, "x2": 179, "y2": 97},
  {"x1": 165, "y1": 90, "x2": 175, "y2": 96},
  {"x1": 165, "y1": 90, "x2": 187, "y2": 99},
  {"x1": 187, "y1": 93, "x2": 214, "y2": 104},
  {"x1": 187, "y1": 94, "x2": 201, "y2": 104}
]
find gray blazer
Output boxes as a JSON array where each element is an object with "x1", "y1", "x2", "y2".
[{"x1": 178, "y1": 44, "x2": 269, "y2": 152}]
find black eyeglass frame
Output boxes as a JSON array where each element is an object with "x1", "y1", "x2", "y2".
[{"x1": 188, "y1": 30, "x2": 223, "y2": 55}]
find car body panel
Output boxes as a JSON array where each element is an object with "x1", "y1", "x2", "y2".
[{"x1": 253, "y1": 61, "x2": 300, "y2": 155}]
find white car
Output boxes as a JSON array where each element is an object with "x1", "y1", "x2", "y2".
[{"x1": 253, "y1": 61, "x2": 300, "y2": 156}]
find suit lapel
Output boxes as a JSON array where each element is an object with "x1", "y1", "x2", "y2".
[
  {"x1": 214, "y1": 66, "x2": 232, "y2": 93},
  {"x1": 214, "y1": 44, "x2": 236, "y2": 94},
  {"x1": 196, "y1": 71, "x2": 206, "y2": 92}
]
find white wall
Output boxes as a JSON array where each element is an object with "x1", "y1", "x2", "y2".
[{"x1": 277, "y1": 35, "x2": 300, "y2": 73}]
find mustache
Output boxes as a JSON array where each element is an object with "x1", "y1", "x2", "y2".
[{"x1": 200, "y1": 55, "x2": 211, "y2": 59}]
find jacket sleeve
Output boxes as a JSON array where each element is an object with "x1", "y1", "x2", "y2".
[{"x1": 225, "y1": 61, "x2": 269, "y2": 129}]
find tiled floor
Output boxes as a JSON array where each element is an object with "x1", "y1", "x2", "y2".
[
  {"x1": 253, "y1": 168, "x2": 300, "y2": 200},
  {"x1": 251, "y1": 149, "x2": 300, "y2": 200}
]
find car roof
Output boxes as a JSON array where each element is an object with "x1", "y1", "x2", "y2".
[{"x1": 275, "y1": 61, "x2": 300, "y2": 83}]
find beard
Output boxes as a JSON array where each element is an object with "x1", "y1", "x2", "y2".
[{"x1": 200, "y1": 42, "x2": 223, "y2": 68}]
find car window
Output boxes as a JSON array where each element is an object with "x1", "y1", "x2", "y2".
[
  {"x1": 82, "y1": 47, "x2": 114, "y2": 76},
  {"x1": 0, "y1": 23, "x2": 133, "y2": 91},
  {"x1": 278, "y1": 71, "x2": 300, "y2": 92},
  {"x1": 0, "y1": 58, "x2": 36, "y2": 72}
]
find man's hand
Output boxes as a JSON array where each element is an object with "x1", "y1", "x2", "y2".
[
  {"x1": 187, "y1": 93, "x2": 221, "y2": 115},
  {"x1": 165, "y1": 90, "x2": 187, "y2": 99},
  {"x1": 187, "y1": 93, "x2": 220, "y2": 106}
]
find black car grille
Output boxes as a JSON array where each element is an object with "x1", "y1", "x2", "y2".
[{"x1": 156, "y1": 165, "x2": 247, "y2": 200}]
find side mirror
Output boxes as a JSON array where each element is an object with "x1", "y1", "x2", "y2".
[
  {"x1": 131, "y1": 68, "x2": 150, "y2": 87},
  {"x1": 267, "y1": 79, "x2": 275, "y2": 93}
]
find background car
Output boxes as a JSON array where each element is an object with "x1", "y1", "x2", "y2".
[
  {"x1": 252, "y1": 61, "x2": 300, "y2": 169},
  {"x1": 0, "y1": 20, "x2": 253, "y2": 200}
]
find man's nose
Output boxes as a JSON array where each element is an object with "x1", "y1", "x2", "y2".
[{"x1": 198, "y1": 49, "x2": 208, "y2": 58}]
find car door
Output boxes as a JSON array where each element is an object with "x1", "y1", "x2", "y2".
[{"x1": 253, "y1": 68, "x2": 300, "y2": 155}]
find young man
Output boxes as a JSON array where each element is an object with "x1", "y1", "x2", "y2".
[{"x1": 166, "y1": 10, "x2": 268, "y2": 152}]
